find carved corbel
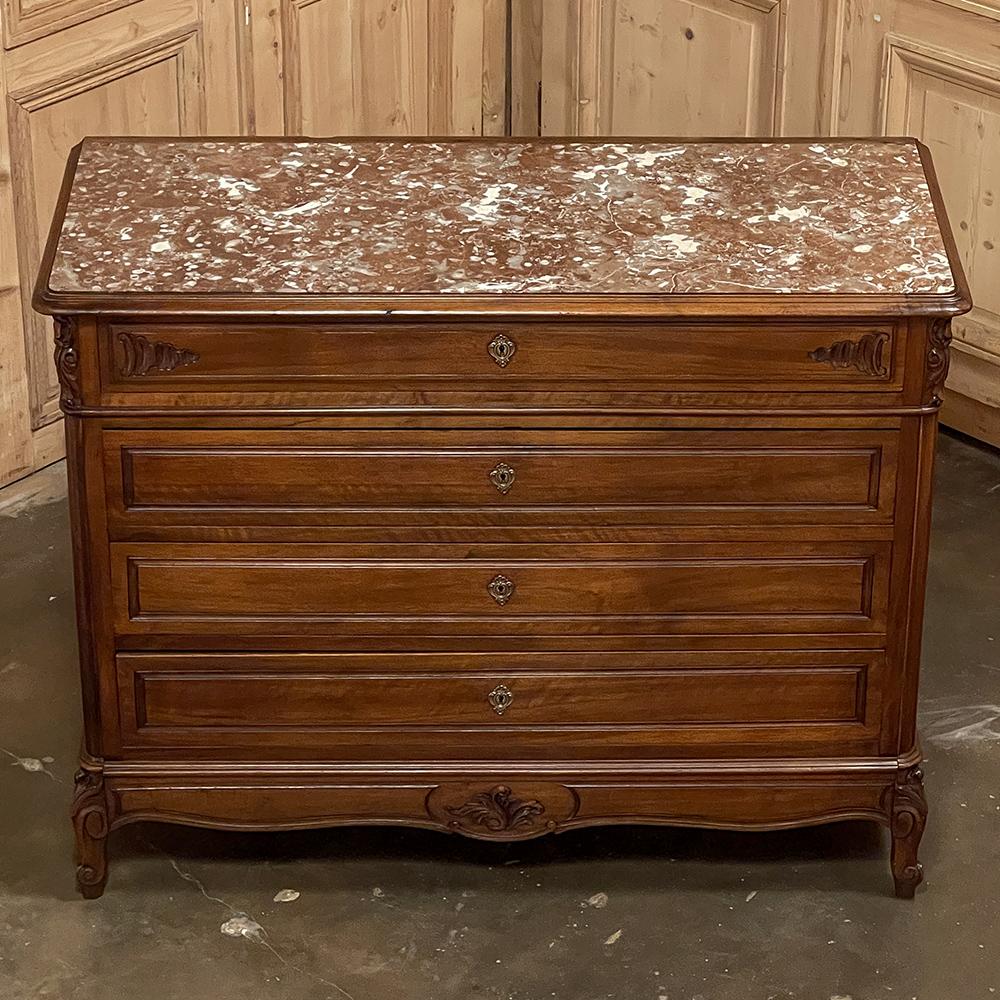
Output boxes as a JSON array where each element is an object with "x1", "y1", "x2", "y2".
[
  {"x1": 925, "y1": 318, "x2": 952, "y2": 406},
  {"x1": 53, "y1": 316, "x2": 81, "y2": 410}
]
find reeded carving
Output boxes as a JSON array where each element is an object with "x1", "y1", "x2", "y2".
[
  {"x1": 446, "y1": 785, "x2": 544, "y2": 833},
  {"x1": 53, "y1": 316, "x2": 81, "y2": 409},
  {"x1": 72, "y1": 766, "x2": 110, "y2": 898},
  {"x1": 925, "y1": 318, "x2": 952, "y2": 406},
  {"x1": 487, "y1": 574, "x2": 516, "y2": 606},
  {"x1": 809, "y1": 331, "x2": 889, "y2": 377},
  {"x1": 118, "y1": 331, "x2": 200, "y2": 377},
  {"x1": 887, "y1": 765, "x2": 927, "y2": 899}
]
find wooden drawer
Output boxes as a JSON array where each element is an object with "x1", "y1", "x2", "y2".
[
  {"x1": 110, "y1": 541, "x2": 889, "y2": 638},
  {"x1": 116, "y1": 650, "x2": 886, "y2": 759},
  {"x1": 103, "y1": 427, "x2": 899, "y2": 531},
  {"x1": 99, "y1": 320, "x2": 904, "y2": 395}
]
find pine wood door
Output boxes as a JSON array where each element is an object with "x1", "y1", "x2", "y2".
[
  {"x1": 0, "y1": 0, "x2": 243, "y2": 487},
  {"x1": 244, "y1": 0, "x2": 509, "y2": 137},
  {"x1": 512, "y1": 0, "x2": 787, "y2": 136},
  {"x1": 839, "y1": 0, "x2": 1000, "y2": 447}
]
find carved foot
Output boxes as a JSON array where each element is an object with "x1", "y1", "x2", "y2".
[
  {"x1": 889, "y1": 765, "x2": 927, "y2": 899},
  {"x1": 72, "y1": 766, "x2": 109, "y2": 899}
]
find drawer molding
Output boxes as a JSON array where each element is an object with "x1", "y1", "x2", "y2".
[
  {"x1": 98, "y1": 321, "x2": 906, "y2": 397},
  {"x1": 113, "y1": 545, "x2": 886, "y2": 636},
  {"x1": 103, "y1": 429, "x2": 900, "y2": 533},
  {"x1": 115, "y1": 651, "x2": 884, "y2": 756}
]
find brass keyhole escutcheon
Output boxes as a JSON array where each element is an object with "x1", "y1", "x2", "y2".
[
  {"x1": 487, "y1": 574, "x2": 515, "y2": 606},
  {"x1": 488, "y1": 684, "x2": 514, "y2": 716},
  {"x1": 487, "y1": 333, "x2": 516, "y2": 368},
  {"x1": 489, "y1": 462, "x2": 516, "y2": 494}
]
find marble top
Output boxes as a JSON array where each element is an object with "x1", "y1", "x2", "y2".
[{"x1": 45, "y1": 137, "x2": 957, "y2": 299}]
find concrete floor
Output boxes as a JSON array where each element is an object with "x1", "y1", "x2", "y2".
[{"x1": 0, "y1": 430, "x2": 998, "y2": 1000}]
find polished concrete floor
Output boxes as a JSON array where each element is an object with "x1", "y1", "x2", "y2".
[{"x1": 1, "y1": 431, "x2": 998, "y2": 1000}]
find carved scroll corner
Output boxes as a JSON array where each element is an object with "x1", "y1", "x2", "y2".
[
  {"x1": 884, "y1": 763, "x2": 928, "y2": 899},
  {"x1": 53, "y1": 315, "x2": 82, "y2": 410},
  {"x1": 72, "y1": 762, "x2": 111, "y2": 897},
  {"x1": 117, "y1": 330, "x2": 200, "y2": 377},
  {"x1": 890, "y1": 765, "x2": 927, "y2": 829},
  {"x1": 925, "y1": 318, "x2": 952, "y2": 406}
]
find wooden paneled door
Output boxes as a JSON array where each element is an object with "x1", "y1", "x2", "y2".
[
  {"x1": 0, "y1": 0, "x2": 509, "y2": 488},
  {"x1": 849, "y1": 0, "x2": 1000, "y2": 447},
  {"x1": 0, "y1": 0, "x2": 243, "y2": 487},
  {"x1": 515, "y1": 0, "x2": 787, "y2": 136}
]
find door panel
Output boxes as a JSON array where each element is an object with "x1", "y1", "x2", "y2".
[
  {"x1": 533, "y1": 0, "x2": 782, "y2": 135},
  {"x1": 881, "y1": 32, "x2": 1000, "y2": 446},
  {"x1": 829, "y1": 0, "x2": 1000, "y2": 446},
  {"x1": 250, "y1": 0, "x2": 508, "y2": 136},
  {"x1": 0, "y1": 0, "x2": 242, "y2": 486}
]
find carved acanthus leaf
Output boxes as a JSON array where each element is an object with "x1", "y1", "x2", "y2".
[
  {"x1": 446, "y1": 785, "x2": 545, "y2": 833},
  {"x1": 809, "y1": 331, "x2": 889, "y2": 377},
  {"x1": 118, "y1": 331, "x2": 200, "y2": 377}
]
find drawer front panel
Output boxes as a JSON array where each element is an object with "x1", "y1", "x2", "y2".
[
  {"x1": 116, "y1": 650, "x2": 884, "y2": 757},
  {"x1": 111, "y1": 542, "x2": 888, "y2": 637},
  {"x1": 101, "y1": 321, "x2": 903, "y2": 393},
  {"x1": 104, "y1": 428, "x2": 898, "y2": 529}
]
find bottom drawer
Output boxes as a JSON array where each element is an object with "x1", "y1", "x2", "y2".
[{"x1": 117, "y1": 650, "x2": 888, "y2": 759}]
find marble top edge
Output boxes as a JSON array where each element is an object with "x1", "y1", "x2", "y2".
[{"x1": 44, "y1": 137, "x2": 961, "y2": 303}]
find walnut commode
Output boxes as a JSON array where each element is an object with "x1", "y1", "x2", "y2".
[{"x1": 35, "y1": 137, "x2": 970, "y2": 897}]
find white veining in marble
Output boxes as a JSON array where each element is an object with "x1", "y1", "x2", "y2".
[{"x1": 47, "y1": 138, "x2": 957, "y2": 297}]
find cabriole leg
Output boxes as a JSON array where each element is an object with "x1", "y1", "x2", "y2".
[
  {"x1": 72, "y1": 765, "x2": 109, "y2": 899},
  {"x1": 890, "y1": 765, "x2": 927, "y2": 899}
]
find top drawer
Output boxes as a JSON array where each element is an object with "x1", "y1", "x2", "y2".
[{"x1": 97, "y1": 320, "x2": 905, "y2": 399}]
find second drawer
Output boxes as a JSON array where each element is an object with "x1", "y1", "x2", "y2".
[{"x1": 104, "y1": 427, "x2": 898, "y2": 530}]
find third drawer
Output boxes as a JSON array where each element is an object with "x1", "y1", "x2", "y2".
[{"x1": 111, "y1": 540, "x2": 889, "y2": 637}]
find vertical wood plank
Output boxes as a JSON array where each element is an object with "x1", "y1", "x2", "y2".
[
  {"x1": 246, "y1": 0, "x2": 286, "y2": 135},
  {"x1": 510, "y1": 0, "x2": 543, "y2": 135},
  {"x1": 776, "y1": 0, "x2": 842, "y2": 135},
  {"x1": 480, "y1": 0, "x2": 509, "y2": 136},
  {"x1": 0, "y1": 43, "x2": 35, "y2": 487}
]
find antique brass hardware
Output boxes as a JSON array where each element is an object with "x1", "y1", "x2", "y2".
[
  {"x1": 487, "y1": 684, "x2": 514, "y2": 716},
  {"x1": 489, "y1": 462, "x2": 516, "y2": 494},
  {"x1": 487, "y1": 333, "x2": 516, "y2": 367},
  {"x1": 487, "y1": 574, "x2": 516, "y2": 605}
]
